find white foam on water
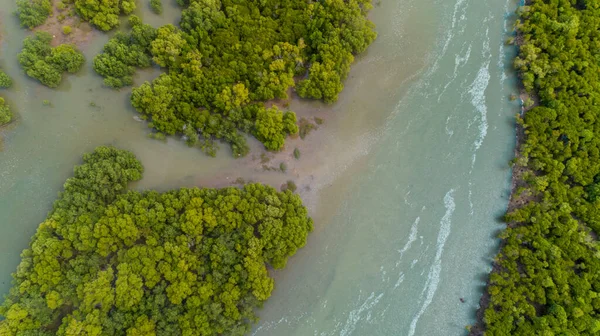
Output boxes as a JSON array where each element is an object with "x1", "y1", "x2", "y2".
[
  {"x1": 445, "y1": 116, "x2": 454, "y2": 136},
  {"x1": 403, "y1": 189, "x2": 415, "y2": 208},
  {"x1": 407, "y1": 189, "x2": 456, "y2": 336},
  {"x1": 394, "y1": 272, "x2": 405, "y2": 289},
  {"x1": 427, "y1": 0, "x2": 469, "y2": 77},
  {"x1": 380, "y1": 266, "x2": 388, "y2": 283},
  {"x1": 499, "y1": 0, "x2": 513, "y2": 84},
  {"x1": 468, "y1": 182, "x2": 474, "y2": 215},
  {"x1": 437, "y1": 43, "x2": 473, "y2": 103},
  {"x1": 251, "y1": 311, "x2": 310, "y2": 336},
  {"x1": 411, "y1": 259, "x2": 418, "y2": 268},
  {"x1": 396, "y1": 216, "x2": 420, "y2": 262},
  {"x1": 339, "y1": 292, "x2": 385, "y2": 336},
  {"x1": 468, "y1": 28, "x2": 492, "y2": 167}
]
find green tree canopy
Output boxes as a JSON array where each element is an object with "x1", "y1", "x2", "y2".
[
  {"x1": 15, "y1": 0, "x2": 52, "y2": 28},
  {"x1": 0, "y1": 97, "x2": 12, "y2": 126},
  {"x1": 94, "y1": 0, "x2": 376, "y2": 156},
  {"x1": 477, "y1": 0, "x2": 600, "y2": 334},
  {"x1": 18, "y1": 32, "x2": 85, "y2": 88},
  {"x1": 0, "y1": 146, "x2": 313, "y2": 335},
  {"x1": 0, "y1": 69, "x2": 12, "y2": 88},
  {"x1": 75, "y1": 0, "x2": 136, "y2": 31}
]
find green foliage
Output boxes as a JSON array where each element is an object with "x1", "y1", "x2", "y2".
[
  {"x1": 281, "y1": 180, "x2": 297, "y2": 192},
  {"x1": 253, "y1": 106, "x2": 297, "y2": 151},
  {"x1": 0, "y1": 97, "x2": 12, "y2": 126},
  {"x1": 0, "y1": 146, "x2": 313, "y2": 335},
  {"x1": 62, "y1": 25, "x2": 72, "y2": 35},
  {"x1": 280, "y1": 162, "x2": 287, "y2": 173},
  {"x1": 94, "y1": 0, "x2": 376, "y2": 156},
  {"x1": 0, "y1": 70, "x2": 12, "y2": 89},
  {"x1": 150, "y1": 0, "x2": 162, "y2": 14},
  {"x1": 93, "y1": 18, "x2": 157, "y2": 88},
  {"x1": 42, "y1": 99, "x2": 51, "y2": 106},
  {"x1": 18, "y1": 32, "x2": 85, "y2": 88},
  {"x1": 481, "y1": 1, "x2": 600, "y2": 335},
  {"x1": 298, "y1": 117, "x2": 316, "y2": 139},
  {"x1": 75, "y1": 0, "x2": 135, "y2": 31},
  {"x1": 293, "y1": 148, "x2": 300, "y2": 159},
  {"x1": 16, "y1": 0, "x2": 52, "y2": 28}
]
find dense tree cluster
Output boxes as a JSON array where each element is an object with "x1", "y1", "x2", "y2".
[
  {"x1": 15, "y1": 0, "x2": 52, "y2": 28},
  {"x1": 16, "y1": 0, "x2": 135, "y2": 30},
  {"x1": 150, "y1": 0, "x2": 162, "y2": 14},
  {"x1": 479, "y1": 1, "x2": 600, "y2": 334},
  {"x1": 0, "y1": 69, "x2": 11, "y2": 88},
  {"x1": 75, "y1": 0, "x2": 136, "y2": 31},
  {"x1": 93, "y1": 17, "x2": 157, "y2": 88},
  {"x1": 94, "y1": 0, "x2": 376, "y2": 155},
  {"x1": 18, "y1": 32, "x2": 85, "y2": 88},
  {"x1": 0, "y1": 97, "x2": 12, "y2": 126},
  {"x1": 0, "y1": 146, "x2": 313, "y2": 335}
]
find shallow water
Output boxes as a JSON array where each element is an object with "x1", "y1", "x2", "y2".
[
  {"x1": 0, "y1": 0, "x2": 518, "y2": 334},
  {"x1": 252, "y1": 0, "x2": 520, "y2": 334}
]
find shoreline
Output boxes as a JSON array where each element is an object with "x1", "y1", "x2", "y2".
[{"x1": 469, "y1": 1, "x2": 539, "y2": 333}]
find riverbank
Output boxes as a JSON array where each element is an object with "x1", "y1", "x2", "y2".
[
  {"x1": 470, "y1": 0, "x2": 600, "y2": 334},
  {"x1": 469, "y1": 6, "x2": 533, "y2": 332}
]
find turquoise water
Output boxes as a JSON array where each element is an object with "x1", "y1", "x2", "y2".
[
  {"x1": 252, "y1": 0, "x2": 520, "y2": 334},
  {"x1": 0, "y1": 0, "x2": 518, "y2": 334}
]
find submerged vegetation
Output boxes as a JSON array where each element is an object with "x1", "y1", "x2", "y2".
[
  {"x1": 150, "y1": 0, "x2": 162, "y2": 14},
  {"x1": 0, "y1": 69, "x2": 13, "y2": 88},
  {"x1": 0, "y1": 146, "x2": 313, "y2": 335},
  {"x1": 93, "y1": 0, "x2": 377, "y2": 156},
  {"x1": 0, "y1": 70, "x2": 13, "y2": 126},
  {"x1": 18, "y1": 32, "x2": 85, "y2": 88},
  {"x1": 0, "y1": 97, "x2": 12, "y2": 126},
  {"x1": 476, "y1": 1, "x2": 600, "y2": 334}
]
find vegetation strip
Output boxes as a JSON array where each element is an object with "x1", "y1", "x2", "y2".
[{"x1": 472, "y1": 0, "x2": 600, "y2": 334}]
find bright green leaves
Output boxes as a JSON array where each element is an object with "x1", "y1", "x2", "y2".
[
  {"x1": 93, "y1": 19, "x2": 157, "y2": 88},
  {"x1": 0, "y1": 147, "x2": 312, "y2": 335},
  {"x1": 215, "y1": 83, "x2": 250, "y2": 112},
  {"x1": 50, "y1": 44, "x2": 86, "y2": 73},
  {"x1": 127, "y1": 315, "x2": 156, "y2": 336},
  {"x1": 92, "y1": 0, "x2": 375, "y2": 156},
  {"x1": 150, "y1": 25, "x2": 187, "y2": 68},
  {"x1": 18, "y1": 32, "x2": 85, "y2": 88},
  {"x1": 480, "y1": 0, "x2": 600, "y2": 334},
  {"x1": 254, "y1": 106, "x2": 298, "y2": 151},
  {"x1": 81, "y1": 269, "x2": 115, "y2": 314},
  {"x1": 0, "y1": 303, "x2": 42, "y2": 334},
  {"x1": 75, "y1": 0, "x2": 135, "y2": 31},
  {"x1": 0, "y1": 69, "x2": 12, "y2": 88},
  {"x1": 16, "y1": 0, "x2": 52, "y2": 28},
  {"x1": 297, "y1": 60, "x2": 344, "y2": 103},
  {"x1": 116, "y1": 264, "x2": 144, "y2": 311}
]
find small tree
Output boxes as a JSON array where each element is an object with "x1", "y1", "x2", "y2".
[
  {"x1": 150, "y1": 0, "x2": 162, "y2": 14},
  {"x1": 0, "y1": 71, "x2": 12, "y2": 88}
]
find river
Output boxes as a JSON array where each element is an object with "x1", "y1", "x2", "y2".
[{"x1": 0, "y1": 0, "x2": 518, "y2": 335}]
